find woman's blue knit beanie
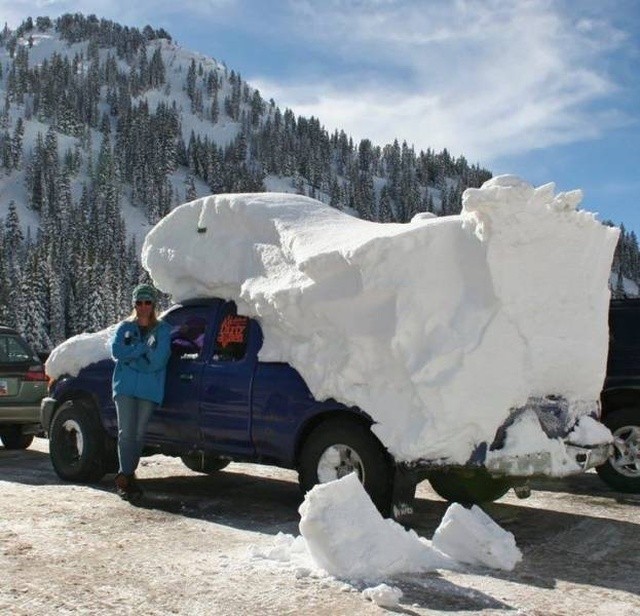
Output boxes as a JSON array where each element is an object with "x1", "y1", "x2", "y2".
[{"x1": 132, "y1": 283, "x2": 157, "y2": 304}]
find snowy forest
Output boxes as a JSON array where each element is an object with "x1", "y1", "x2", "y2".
[{"x1": 0, "y1": 14, "x2": 637, "y2": 352}]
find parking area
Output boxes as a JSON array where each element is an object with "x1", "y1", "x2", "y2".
[{"x1": 2, "y1": 438, "x2": 639, "y2": 615}]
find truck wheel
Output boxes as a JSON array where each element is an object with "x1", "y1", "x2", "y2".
[
  {"x1": 49, "y1": 399, "x2": 108, "y2": 482},
  {"x1": 181, "y1": 454, "x2": 230, "y2": 474},
  {"x1": 429, "y1": 468, "x2": 511, "y2": 504},
  {"x1": 0, "y1": 426, "x2": 34, "y2": 450},
  {"x1": 298, "y1": 418, "x2": 393, "y2": 516},
  {"x1": 596, "y1": 408, "x2": 640, "y2": 493}
]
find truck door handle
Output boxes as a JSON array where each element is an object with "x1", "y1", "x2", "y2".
[{"x1": 179, "y1": 373, "x2": 194, "y2": 382}]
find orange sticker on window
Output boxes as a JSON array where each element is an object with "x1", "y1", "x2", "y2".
[{"x1": 217, "y1": 315, "x2": 248, "y2": 348}]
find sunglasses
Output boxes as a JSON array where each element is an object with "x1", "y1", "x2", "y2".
[{"x1": 135, "y1": 300, "x2": 153, "y2": 306}]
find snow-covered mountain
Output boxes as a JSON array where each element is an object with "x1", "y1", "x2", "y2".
[{"x1": 0, "y1": 14, "x2": 633, "y2": 350}]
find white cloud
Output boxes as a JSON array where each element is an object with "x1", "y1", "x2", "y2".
[{"x1": 251, "y1": 0, "x2": 631, "y2": 161}]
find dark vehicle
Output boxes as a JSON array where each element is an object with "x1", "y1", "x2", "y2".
[
  {"x1": 41, "y1": 298, "x2": 611, "y2": 515},
  {"x1": 0, "y1": 325, "x2": 48, "y2": 449},
  {"x1": 597, "y1": 298, "x2": 640, "y2": 492}
]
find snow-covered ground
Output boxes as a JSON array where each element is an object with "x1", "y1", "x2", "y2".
[{"x1": 2, "y1": 439, "x2": 639, "y2": 615}]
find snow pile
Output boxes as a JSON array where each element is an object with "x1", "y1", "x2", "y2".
[
  {"x1": 362, "y1": 584, "x2": 403, "y2": 608},
  {"x1": 45, "y1": 325, "x2": 117, "y2": 379},
  {"x1": 140, "y1": 176, "x2": 617, "y2": 463},
  {"x1": 567, "y1": 415, "x2": 614, "y2": 446},
  {"x1": 485, "y1": 409, "x2": 613, "y2": 476},
  {"x1": 486, "y1": 409, "x2": 583, "y2": 476},
  {"x1": 248, "y1": 532, "x2": 317, "y2": 575},
  {"x1": 431, "y1": 503, "x2": 522, "y2": 571},
  {"x1": 297, "y1": 473, "x2": 453, "y2": 579},
  {"x1": 249, "y1": 474, "x2": 521, "y2": 585}
]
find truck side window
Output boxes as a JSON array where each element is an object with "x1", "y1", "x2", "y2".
[
  {"x1": 169, "y1": 316, "x2": 208, "y2": 358},
  {"x1": 212, "y1": 308, "x2": 249, "y2": 362}
]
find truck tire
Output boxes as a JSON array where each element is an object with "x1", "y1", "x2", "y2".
[
  {"x1": 596, "y1": 408, "x2": 640, "y2": 493},
  {"x1": 181, "y1": 454, "x2": 229, "y2": 474},
  {"x1": 429, "y1": 468, "x2": 511, "y2": 504},
  {"x1": 49, "y1": 399, "x2": 109, "y2": 483},
  {"x1": 0, "y1": 426, "x2": 34, "y2": 450},
  {"x1": 298, "y1": 418, "x2": 393, "y2": 516}
]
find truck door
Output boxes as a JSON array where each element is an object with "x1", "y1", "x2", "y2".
[
  {"x1": 146, "y1": 305, "x2": 216, "y2": 447},
  {"x1": 198, "y1": 302, "x2": 260, "y2": 456}
]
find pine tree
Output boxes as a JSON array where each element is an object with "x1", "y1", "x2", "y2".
[
  {"x1": 184, "y1": 172, "x2": 197, "y2": 202},
  {"x1": 45, "y1": 255, "x2": 65, "y2": 346},
  {"x1": 0, "y1": 130, "x2": 11, "y2": 170},
  {"x1": 186, "y1": 58, "x2": 196, "y2": 101},
  {"x1": 17, "y1": 250, "x2": 52, "y2": 351},
  {"x1": 11, "y1": 117, "x2": 24, "y2": 168},
  {"x1": 0, "y1": 226, "x2": 11, "y2": 325},
  {"x1": 615, "y1": 268, "x2": 625, "y2": 298},
  {"x1": 210, "y1": 90, "x2": 219, "y2": 123},
  {"x1": 5, "y1": 201, "x2": 23, "y2": 257},
  {"x1": 378, "y1": 186, "x2": 393, "y2": 223},
  {"x1": 26, "y1": 132, "x2": 46, "y2": 211},
  {"x1": 149, "y1": 45, "x2": 165, "y2": 87},
  {"x1": 250, "y1": 90, "x2": 264, "y2": 127}
]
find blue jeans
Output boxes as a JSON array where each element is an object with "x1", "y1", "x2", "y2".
[{"x1": 114, "y1": 395, "x2": 156, "y2": 475}]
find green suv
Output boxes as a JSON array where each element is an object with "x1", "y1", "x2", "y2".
[{"x1": 0, "y1": 326, "x2": 47, "y2": 449}]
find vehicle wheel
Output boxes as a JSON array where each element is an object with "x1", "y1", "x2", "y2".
[
  {"x1": 49, "y1": 399, "x2": 108, "y2": 482},
  {"x1": 596, "y1": 408, "x2": 640, "y2": 493},
  {"x1": 0, "y1": 426, "x2": 34, "y2": 450},
  {"x1": 429, "y1": 468, "x2": 511, "y2": 504},
  {"x1": 181, "y1": 454, "x2": 230, "y2": 474},
  {"x1": 298, "y1": 418, "x2": 393, "y2": 516}
]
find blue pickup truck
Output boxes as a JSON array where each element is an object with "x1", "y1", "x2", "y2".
[
  {"x1": 42, "y1": 298, "x2": 404, "y2": 514},
  {"x1": 41, "y1": 296, "x2": 612, "y2": 515}
]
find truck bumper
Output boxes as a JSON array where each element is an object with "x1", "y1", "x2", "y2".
[
  {"x1": 485, "y1": 441, "x2": 612, "y2": 477},
  {"x1": 40, "y1": 397, "x2": 57, "y2": 435}
]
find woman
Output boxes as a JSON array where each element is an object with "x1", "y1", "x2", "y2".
[{"x1": 110, "y1": 283, "x2": 171, "y2": 500}]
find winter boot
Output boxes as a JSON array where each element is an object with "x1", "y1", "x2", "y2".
[
  {"x1": 114, "y1": 473, "x2": 142, "y2": 501},
  {"x1": 114, "y1": 472, "x2": 131, "y2": 499}
]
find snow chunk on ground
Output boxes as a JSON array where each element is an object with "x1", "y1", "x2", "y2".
[
  {"x1": 141, "y1": 175, "x2": 618, "y2": 463},
  {"x1": 250, "y1": 474, "x2": 521, "y2": 584},
  {"x1": 362, "y1": 583, "x2": 403, "y2": 607},
  {"x1": 432, "y1": 503, "x2": 522, "y2": 571},
  {"x1": 299, "y1": 473, "x2": 453, "y2": 580},
  {"x1": 247, "y1": 532, "x2": 319, "y2": 576},
  {"x1": 298, "y1": 473, "x2": 453, "y2": 579}
]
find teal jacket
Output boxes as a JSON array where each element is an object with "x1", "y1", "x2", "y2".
[{"x1": 111, "y1": 319, "x2": 172, "y2": 404}]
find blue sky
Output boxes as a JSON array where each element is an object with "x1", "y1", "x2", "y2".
[{"x1": 3, "y1": 0, "x2": 639, "y2": 233}]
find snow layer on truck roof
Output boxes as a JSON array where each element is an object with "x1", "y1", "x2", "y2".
[{"x1": 138, "y1": 175, "x2": 618, "y2": 464}]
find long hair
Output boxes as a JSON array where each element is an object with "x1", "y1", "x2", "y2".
[{"x1": 127, "y1": 307, "x2": 159, "y2": 328}]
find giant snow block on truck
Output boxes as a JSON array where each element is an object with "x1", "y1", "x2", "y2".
[{"x1": 42, "y1": 176, "x2": 619, "y2": 516}]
